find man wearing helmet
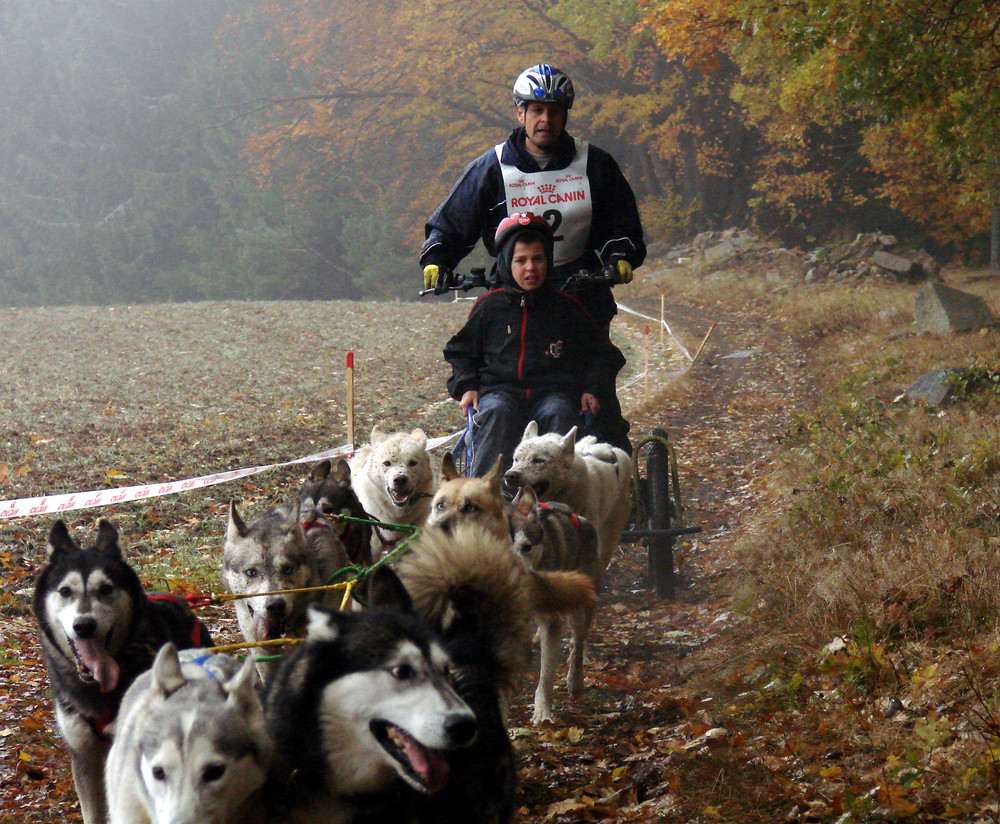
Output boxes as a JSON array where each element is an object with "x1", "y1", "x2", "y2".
[
  {"x1": 421, "y1": 63, "x2": 645, "y2": 452},
  {"x1": 443, "y1": 212, "x2": 625, "y2": 477}
]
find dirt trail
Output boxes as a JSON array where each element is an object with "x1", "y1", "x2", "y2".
[
  {"x1": 0, "y1": 285, "x2": 818, "y2": 823},
  {"x1": 511, "y1": 287, "x2": 817, "y2": 821}
]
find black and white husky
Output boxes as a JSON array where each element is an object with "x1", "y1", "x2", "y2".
[
  {"x1": 265, "y1": 524, "x2": 593, "y2": 824},
  {"x1": 31, "y1": 519, "x2": 213, "y2": 824},
  {"x1": 264, "y1": 566, "x2": 478, "y2": 824}
]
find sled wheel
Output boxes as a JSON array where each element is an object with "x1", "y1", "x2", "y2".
[{"x1": 645, "y1": 428, "x2": 675, "y2": 599}]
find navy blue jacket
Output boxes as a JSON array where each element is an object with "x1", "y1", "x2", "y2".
[
  {"x1": 444, "y1": 280, "x2": 626, "y2": 404},
  {"x1": 422, "y1": 128, "x2": 646, "y2": 324}
]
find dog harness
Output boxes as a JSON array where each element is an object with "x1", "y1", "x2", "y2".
[
  {"x1": 537, "y1": 501, "x2": 582, "y2": 531},
  {"x1": 146, "y1": 592, "x2": 208, "y2": 648}
]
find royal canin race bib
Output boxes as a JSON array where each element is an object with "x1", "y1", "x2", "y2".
[{"x1": 495, "y1": 139, "x2": 593, "y2": 266}]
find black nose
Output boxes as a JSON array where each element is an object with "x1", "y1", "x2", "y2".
[
  {"x1": 265, "y1": 597, "x2": 286, "y2": 617},
  {"x1": 73, "y1": 616, "x2": 98, "y2": 639},
  {"x1": 444, "y1": 712, "x2": 477, "y2": 748}
]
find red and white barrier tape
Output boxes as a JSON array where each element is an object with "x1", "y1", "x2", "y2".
[
  {"x1": 616, "y1": 301, "x2": 694, "y2": 363},
  {"x1": 0, "y1": 431, "x2": 462, "y2": 522}
]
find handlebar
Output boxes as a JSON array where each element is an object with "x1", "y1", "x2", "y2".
[
  {"x1": 418, "y1": 261, "x2": 624, "y2": 297},
  {"x1": 418, "y1": 267, "x2": 489, "y2": 297}
]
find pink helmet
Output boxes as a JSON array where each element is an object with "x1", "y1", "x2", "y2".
[{"x1": 494, "y1": 212, "x2": 553, "y2": 250}]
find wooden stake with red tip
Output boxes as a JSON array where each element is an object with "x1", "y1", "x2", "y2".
[{"x1": 346, "y1": 352, "x2": 355, "y2": 451}]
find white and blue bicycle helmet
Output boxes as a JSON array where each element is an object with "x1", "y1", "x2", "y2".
[{"x1": 512, "y1": 64, "x2": 575, "y2": 109}]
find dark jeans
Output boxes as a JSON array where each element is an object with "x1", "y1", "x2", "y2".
[
  {"x1": 585, "y1": 389, "x2": 632, "y2": 455},
  {"x1": 469, "y1": 390, "x2": 580, "y2": 478}
]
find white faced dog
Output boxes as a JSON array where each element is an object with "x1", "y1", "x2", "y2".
[
  {"x1": 106, "y1": 644, "x2": 271, "y2": 824},
  {"x1": 505, "y1": 422, "x2": 632, "y2": 570},
  {"x1": 348, "y1": 426, "x2": 434, "y2": 559}
]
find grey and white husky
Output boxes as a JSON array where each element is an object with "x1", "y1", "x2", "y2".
[
  {"x1": 264, "y1": 566, "x2": 478, "y2": 824},
  {"x1": 106, "y1": 643, "x2": 271, "y2": 824},
  {"x1": 507, "y1": 485, "x2": 602, "y2": 723},
  {"x1": 32, "y1": 519, "x2": 213, "y2": 824},
  {"x1": 505, "y1": 422, "x2": 633, "y2": 569},
  {"x1": 222, "y1": 499, "x2": 352, "y2": 678}
]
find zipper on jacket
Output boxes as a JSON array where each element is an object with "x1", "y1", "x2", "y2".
[{"x1": 519, "y1": 295, "x2": 529, "y2": 400}]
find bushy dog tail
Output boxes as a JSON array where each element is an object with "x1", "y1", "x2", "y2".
[
  {"x1": 529, "y1": 569, "x2": 596, "y2": 615},
  {"x1": 397, "y1": 524, "x2": 535, "y2": 701}
]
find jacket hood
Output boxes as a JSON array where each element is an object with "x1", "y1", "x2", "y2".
[{"x1": 494, "y1": 226, "x2": 555, "y2": 292}]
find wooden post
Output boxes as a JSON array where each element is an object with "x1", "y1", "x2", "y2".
[
  {"x1": 644, "y1": 325, "x2": 650, "y2": 399},
  {"x1": 346, "y1": 352, "x2": 355, "y2": 451},
  {"x1": 692, "y1": 322, "x2": 717, "y2": 364},
  {"x1": 660, "y1": 289, "x2": 665, "y2": 346}
]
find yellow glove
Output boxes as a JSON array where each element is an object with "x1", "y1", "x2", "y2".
[
  {"x1": 616, "y1": 259, "x2": 633, "y2": 284},
  {"x1": 423, "y1": 264, "x2": 440, "y2": 291}
]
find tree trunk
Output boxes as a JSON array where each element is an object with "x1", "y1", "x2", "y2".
[{"x1": 991, "y1": 191, "x2": 999, "y2": 274}]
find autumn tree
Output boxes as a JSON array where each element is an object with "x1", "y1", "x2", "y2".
[
  {"x1": 642, "y1": 0, "x2": 1000, "y2": 260},
  {"x1": 225, "y1": 0, "x2": 757, "y2": 292}
]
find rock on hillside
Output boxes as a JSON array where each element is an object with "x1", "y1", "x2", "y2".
[{"x1": 649, "y1": 229, "x2": 941, "y2": 285}]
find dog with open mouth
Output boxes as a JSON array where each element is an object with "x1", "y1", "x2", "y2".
[
  {"x1": 222, "y1": 499, "x2": 352, "y2": 680},
  {"x1": 31, "y1": 519, "x2": 213, "y2": 824},
  {"x1": 348, "y1": 426, "x2": 434, "y2": 560},
  {"x1": 263, "y1": 566, "x2": 479, "y2": 824}
]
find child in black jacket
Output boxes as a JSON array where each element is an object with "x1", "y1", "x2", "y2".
[{"x1": 443, "y1": 212, "x2": 626, "y2": 477}]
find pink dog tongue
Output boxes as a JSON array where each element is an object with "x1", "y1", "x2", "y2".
[
  {"x1": 404, "y1": 740, "x2": 450, "y2": 793},
  {"x1": 76, "y1": 640, "x2": 120, "y2": 693}
]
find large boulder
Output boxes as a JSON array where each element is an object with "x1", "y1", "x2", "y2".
[{"x1": 913, "y1": 282, "x2": 997, "y2": 334}]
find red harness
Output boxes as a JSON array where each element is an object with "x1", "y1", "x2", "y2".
[
  {"x1": 145, "y1": 592, "x2": 208, "y2": 648},
  {"x1": 537, "y1": 502, "x2": 581, "y2": 531}
]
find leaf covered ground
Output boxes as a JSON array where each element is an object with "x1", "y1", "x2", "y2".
[{"x1": 1, "y1": 258, "x2": 999, "y2": 822}]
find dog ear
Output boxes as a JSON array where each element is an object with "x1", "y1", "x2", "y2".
[
  {"x1": 515, "y1": 484, "x2": 537, "y2": 515},
  {"x1": 310, "y1": 459, "x2": 332, "y2": 482},
  {"x1": 366, "y1": 565, "x2": 414, "y2": 614},
  {"x1": 94, "y1": 520, "x2": 122, "y2": 558},
  {"x1": 523, "y1": 420, "x2": 539, "y2": 440},
  {"x1": 370, "y1": 425, "x2": 387, "y2": 445},
  {"x1": 561, "y1": 426, "x2": 578, "y2": 453},
  {"x1": 225, "y1": 655, "x2": 263, "y2": 716},
  {"x1": 281, "y1": 499, "x2": 306, "y2": 538},
  {"x1": 46, "y1": 520, "x2": 77, "y2": 558},
  {"x1": 332, "y1": 458, "x2": 352, "y2": 485},
  {"x1": 485, "y1": 455, "x2": 504, "y2": 493},
  {"x1": 440, "y1": 452, "x2": 461, "y2": 481},
  {"x1": 306, "y1": 603, "x2": 344, "y2": 641},
  {"x1": 151, "y1": 642, "x2": 186, "y2": 698},
  {"x1": 227, "y1": 500, "x2": 250, "y2": 541},
  {"x1": 411, "y1": 428, "x2": 428, "y2": 449}
]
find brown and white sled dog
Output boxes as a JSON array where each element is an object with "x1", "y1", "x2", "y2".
[
  {"x1": 424, "y1": 453, "x2": 507, "y2": 540},
  {"x1": 106, "y1": 644, "x2": 271, "y2": 824},
  {"x1": 222, "y1": 499, "x2": 351, "y2": 678},
  {"x1": 505, "y1": 422, "x2": 633, "y2": 569},
  {"x1": 421, "y1": 460, "x2": 602, "y2": 721},
  {"x1": 32, "y1": 520, "x2": 213, "y2": 824},
  {"x1": 507, "y1": 485, "x2": 602, "y2": 723},
  {"x1": 348, "y1": 426, "x2": 434, "y2": 560}
]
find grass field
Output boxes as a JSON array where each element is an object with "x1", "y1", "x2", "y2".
[{"x1": 3, "y1": 261, "x2": 1000, "y2": 822}]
